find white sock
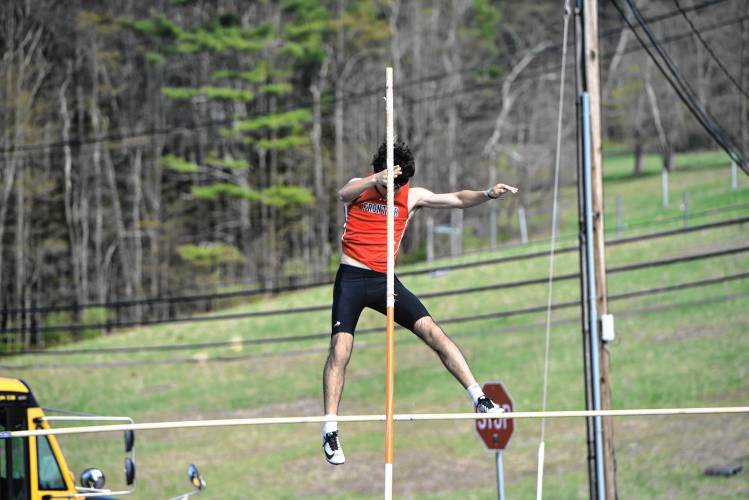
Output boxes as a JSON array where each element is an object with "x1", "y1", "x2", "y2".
[
  {"x1": 467, "y1": 383, "x2": 484, "y2": 406},
  {"x1": 322, "y1": 415, "x2": 338, "y2": 436}
]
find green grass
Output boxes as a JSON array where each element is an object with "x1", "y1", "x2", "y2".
[{"x1": 4, "y1": 150, "x2": 749, "y2": 498}]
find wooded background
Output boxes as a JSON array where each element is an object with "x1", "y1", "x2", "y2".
[{"x1": 1, "y1": 0, "x2": 747, "y2": 343}]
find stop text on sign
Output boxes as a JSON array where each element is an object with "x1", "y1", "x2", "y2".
[
  {"x1": 475, "y1": 382, "x2": 514, "y2": 451},
  {"x1": 476, "y1": 404, "x2": 513, "y2": 430}
]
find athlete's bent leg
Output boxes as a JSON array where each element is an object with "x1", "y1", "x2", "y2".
[
  {"x1": 412, "y1": 316, "x2": 478, "y2": 389},
  {"x1": 323, "y1": 331, "x2": 355, "y2": 415}
]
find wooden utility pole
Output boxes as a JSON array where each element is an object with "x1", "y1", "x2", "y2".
[{"x1": 582, "y1": 0, "x2": 617, "y2": 497}]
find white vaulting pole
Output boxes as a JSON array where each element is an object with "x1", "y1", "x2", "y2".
[{"x1": 384, "y1": 66, "x2": 396, "y2": 500}]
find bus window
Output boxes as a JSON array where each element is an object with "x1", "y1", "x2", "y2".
[
  {"x1": 1, "y1": 414, "x2": 30, "y2": 500},
  {"x1": 37, "y1": 435, "x2": 66, "y2": 491}
]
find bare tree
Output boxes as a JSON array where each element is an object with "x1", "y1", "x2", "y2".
[{"x1": 311, "y1": 55, "x2": 331, "y2": 273}]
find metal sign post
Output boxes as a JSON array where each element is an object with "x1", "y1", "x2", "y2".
[{"x1": 496, "y1": 450, "x2": 505, "y2": 500}]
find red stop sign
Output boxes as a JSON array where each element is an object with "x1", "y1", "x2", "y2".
[{"x1": 475, "y1": 381, "x2": 514, "y2": 450}]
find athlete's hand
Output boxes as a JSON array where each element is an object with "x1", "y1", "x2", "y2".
[
  {"x1": 373, "y1": 165, "x2": 402, "y2": 187},
  {"x1": 487, "y1": 183, "x2": 518, "y2": 199}
]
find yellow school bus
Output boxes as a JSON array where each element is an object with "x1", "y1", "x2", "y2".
[
  {"x1": 1, "y1": 376, "x2": 205, "y2": 500},
  {"x1": 0, "y1": 376, "x2": 135, "y2": 500}
]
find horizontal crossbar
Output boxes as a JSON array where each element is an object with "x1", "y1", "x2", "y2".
[{"x1": 2, "y1": 406, "x2": 747, "y2": 438}]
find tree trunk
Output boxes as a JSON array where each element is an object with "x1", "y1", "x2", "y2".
[
  {"x1": 131, "y1": 148, "x2": 144, "y2": 321},
  {"x1": 633, "y1": 132, "x2": 643, "y2": 177},
  {"x1": 150, "y1": 86, "x2": 166, "y2": 298},
  {"x1": 239, "y1": 168, "x2": 253, "y2": 283},
  {"x1": 334, "y1": 0, "x2": 345, "y2": 247},
  {"x1": 481, "y1": 43, "x2": 550, "y2": 158},
  {"x1": 269, "y1": 97, "x2": 279, "y2": 286},
  {"x1": 633, "y1": 91, "x2": 645, "y2": 176},
  {"x1": 388, "y1": 0, "x2": 406, "y2": 136},
  {"x1": 259, "y1": 150, "x2": 271, "y2": 288},
  {"x1": 645, "y1": 62, "x2": 671, "y2": 173},
  {"x1": 602, "y1": 25, "x2": 629, "y2": 99},
  {"x1": 75, "y1": 80, "x2": 90, "y2": 303},
  {"x1": 0, "y1": 8, "x2": 46, "y2": 320},
  {"x1": 15, "y1": 153, "x2": 27, "y2": 348},
  {"x1": 0, "y1": 148, "x2": 18, "y2": 314},
  {"x1": 444, "y1": 0, "x2": 469, "y2": 257},
  {"x1": 90, "y1": 35, "x2": 106, "y2": 303},
  {"x1": 103, "y1": 145, "x2": 135, "y2": 303},
  {"x1": 60, "y1": 66, "x2": 85, "y2": 313},
  {"x1": 409, "y1": 0, "x2": 425, "y2": 252},
  {"x1": 311, "y1": 60, "x2": 330, "y2": 273}
]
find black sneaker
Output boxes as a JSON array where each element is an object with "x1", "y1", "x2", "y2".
[
  {"x1": 323, "y1": 431, "x2": 345, "y2": 465},
  {"x1": 475, "y1": 396, "x2": 504, "y2": 414}
]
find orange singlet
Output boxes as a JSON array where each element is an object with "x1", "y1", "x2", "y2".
[{"x1": 341, "y1": 181, "x2": 410, "y2": 273}]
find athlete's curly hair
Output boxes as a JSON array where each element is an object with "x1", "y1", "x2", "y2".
[{"x1": 372, "y1": 140, "x2": 415, "y2": 187}]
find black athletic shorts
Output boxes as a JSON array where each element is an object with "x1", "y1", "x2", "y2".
[{"x1": 331, "y1": 264, "x2": 431, "y2": 335}]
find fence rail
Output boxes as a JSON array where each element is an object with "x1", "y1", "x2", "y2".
[
  {"x1": 2, "y1": 271, "x2": 746, "y2": 363},
  {"x1": 2, "y1": 217, "x2": 747, "y2": 350}
]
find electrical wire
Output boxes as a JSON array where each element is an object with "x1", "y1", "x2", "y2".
[
  {"x1": 611, "y1": 0, "x2": 748, "y2": 172},
  {"x1": 672, "y1": 0, "x2": 749, "y2": 100},
  {"x1": 2, "y1": 287, "x2": 745, "y2": 369},
  {"x1": 3, "y1": 215, "x2": 746, "y2": 316},
  {"x1": 402, "y1": 12, "x2": 749, "y2": 107},
  {"x1": 2, "y1": 244, "x2": 747, "y2": 348},
  {"x1": 2, "y1": 244, "x2": 747, "y2": 335}
]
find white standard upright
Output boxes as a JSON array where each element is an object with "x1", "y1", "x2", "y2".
[{"x1": 383, "y1": 66, "x2": 396, "y2": 500}]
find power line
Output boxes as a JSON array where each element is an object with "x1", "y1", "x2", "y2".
[
  {"x1": 386, "y1": 201, "x2": 749, "y2": 265},
  {"x1": 117, "y1": 198, "x2": 749, "y2": 296},
  {"x1": 0, "y1": 0, "x2": 733, "y2": 160},
  {"x1": 4, "y1": 215, "x2": 745, "y2": 316},
  {"x1": 611, "y1": 0, "x2": 730, "y2": 26},
  {"x1": 3, "y1": 287, "x2": 745, "y2": 370},
  {"x1": 2, "y1": 243, "x2": 747, "y2": 336},
  {"x1": 611, "y1": 0, "x2": 748, "y2": 173},
  {"x1": 402, "y1": 12, "x2": 749, "y2": 107},
  {"x1": 672, "y1": 0, "x2": 749, "y2": 100},
  {"x1": 1, "y1": 215, "x2": 745, "y2": 329},
  {"x1": 5, "y1": 271, "x2": 745, "y2": 357}
]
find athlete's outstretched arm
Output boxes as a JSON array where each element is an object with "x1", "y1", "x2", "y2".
[
  {"x1": 411, "y1": 183, "x2": 518, "y2": 210},
  {"x1": 336, "y1": 165, "x2": 403, "y2": 203}
]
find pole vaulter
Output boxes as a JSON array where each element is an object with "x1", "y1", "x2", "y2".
[{"x1": 321, "y1": 65, "x2": 515, "y2": 495}]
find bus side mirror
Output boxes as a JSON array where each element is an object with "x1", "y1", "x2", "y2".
[
  {"x1": 124, "y1": 430, "x2": 134, "y2": 453},
  {"x1": 187, "y1": 464, "x2": 205, "y2": 491},
  {"x1": 125, "y1": 458, "x2": 136, "y2": 486},
  {"x1": 80, "y1": 468, "x2": 106, "y2": 489}
]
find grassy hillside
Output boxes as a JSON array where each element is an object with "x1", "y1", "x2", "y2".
[{"x1": 3, "y1": 151, "x2": 748, "y2": 498}]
